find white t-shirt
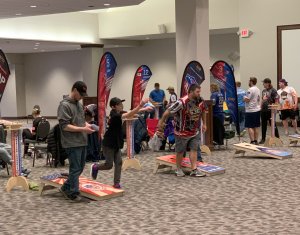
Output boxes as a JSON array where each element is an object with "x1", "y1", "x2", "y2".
[
  {"x1": 245, "y1": 86, "x2": 261, "y2": 113},
  {"x1": 277, "y1": 86, "x2": 297, "y2": 110}
]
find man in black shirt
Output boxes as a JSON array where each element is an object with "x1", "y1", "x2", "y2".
[
  {"x1": 259, "y1": 78, "x2": 280, "y2": 144},
  {"x1": 91, "y1": 97, "x2": 147, "y2": 188}
]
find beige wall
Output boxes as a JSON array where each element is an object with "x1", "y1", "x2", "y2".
[{"x1": 239, "y1": 0, "x2": 300, "y2": 90}]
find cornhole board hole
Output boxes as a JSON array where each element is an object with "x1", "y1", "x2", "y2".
[
  {"x1": 233, "y1": 143, "x2": 292, "y2": 160},
  {"x1": 154, "y1": 155, "x2": 225, "y2": 176},
  {"x1": 39, "y1": 173, "x2": 124, "y2": 201},
  {"x1": 288, "y1": 134, "x2": 300, "y2": 146}
]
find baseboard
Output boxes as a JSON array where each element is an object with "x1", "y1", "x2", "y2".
[{"x1": 2, "y1": 116, "x2": 57, "y2": 120}]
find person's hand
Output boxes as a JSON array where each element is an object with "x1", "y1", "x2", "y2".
[
  {"x1": 83, "y1": 123, "x2": 95, "y2": 134},
  {"x1": 263, "y1": 95, "x2": 268, "y2": 100},
  {"x1": 144, "y1": 106, "x2": 154, "y2": 112},
  {"x1": 202, "y1": 124, "x2": 207, "y2": 133},
  {"x1": 293, "y1": 105, "x2": 298, "y2": 111},
  {"x1": 140, "y1": 98, "x2": 149, "y2": 107}
]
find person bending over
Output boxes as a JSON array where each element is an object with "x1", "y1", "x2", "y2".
[{"x1": 158, "y1": 84, "x2": 206, "y2": 177}]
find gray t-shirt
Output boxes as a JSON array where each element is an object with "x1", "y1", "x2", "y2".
[
  {"x1": 57, "y1": 96, "x2": 87, "y2": 148},
  {"x1": 245, "y1": 86, "x2": 261, "y2": 113}
]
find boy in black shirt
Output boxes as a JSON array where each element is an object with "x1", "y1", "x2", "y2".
[{"x1": 91, "y1": 97, "x2": 148, "y2": 188}]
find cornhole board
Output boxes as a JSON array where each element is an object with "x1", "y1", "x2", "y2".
[
  {"x1": 233, "y1": 143, "x2": 292, "y2": 160},
  {"x1": 39, "y1": 173, "x2": 124, "y2": 201},
  {"x1": 288, "y1": 134, "x2": 300, "y2": 146},
  {"x1": 154, "y1": 155, "x2": 225, "y2": 176}
]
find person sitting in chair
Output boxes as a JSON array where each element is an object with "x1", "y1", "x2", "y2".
[
  {"x1": 0, "y1": 145, "x2": 31, "y2": 176},
  {"x1": 22, "y1": 107, "x2": 44, "y2": 155}
]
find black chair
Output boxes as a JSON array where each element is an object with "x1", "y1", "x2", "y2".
[
  {"x1": 0, "y1": 160, "x2": 9, "y2": 175},
  {"x1": 24, "y1": 119, "x2": 50, "y2": 167}
]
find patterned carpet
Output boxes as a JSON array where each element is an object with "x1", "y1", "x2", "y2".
[{"x1": 1, "y1": 124, "x2": 300, "y2": 235}]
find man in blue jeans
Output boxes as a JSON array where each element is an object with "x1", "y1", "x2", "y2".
[{"x1": 57, "y1": 81, "x2": 94, "y2": 203}]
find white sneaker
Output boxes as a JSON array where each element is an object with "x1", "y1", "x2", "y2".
[{"x1": 175, "y1": 168, "x2": 185, "y2": 177}]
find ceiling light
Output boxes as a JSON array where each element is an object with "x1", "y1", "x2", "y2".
[
  {"x1": 104, "y1": 3, "x2": 110, "y2": 6},
  {"x1": 15, "y1": 13, "x2": 22, "y2": 16},
  {"x1": 35, "y1": 42, "x2": 40, "y2": 45},
  {"x1": 34, "y1": 47, "x2": 38, "y2": 50},
  {"x1": 30, "y1": 5, "x2": 37, "y2": 8},
  {"x1": 145, "y1": 37, "x2": 150, "y2": 40},
  {"x1": 114, "y1": 45, "x2": 119, "y2": 47},
  {"x1": 41, "y1": 50, "x2": 46, "y2": 52}
]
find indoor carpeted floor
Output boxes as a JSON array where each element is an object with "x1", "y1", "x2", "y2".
[{"x1": 1, "y1": 122, "x2": 300, "y2": 235}]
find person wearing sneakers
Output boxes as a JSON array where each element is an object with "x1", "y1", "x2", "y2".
[
  {"x1": 157, "y1": 84, "x2": 207, "y2": 177},
  {"x1": 259, "y1": 78, "x2": 280, "y2": 144},
  {"x1": 244, "y1": 77, "x2": 261, "y2": 145},
  {"x1": 277, "y1": 79, "x2": 299, "y2": 135},
  {"x1": 91, "y1": 97, "x2": 148, "y2": 188},
  {"x1": 57, "y1": 81, "x2": 95, "y2": 203}
]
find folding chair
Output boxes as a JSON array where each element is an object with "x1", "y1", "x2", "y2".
[{"x1": 24, "y1": 119, "x2": 50, "y2": 167}]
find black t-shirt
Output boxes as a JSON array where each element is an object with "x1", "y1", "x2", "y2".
[
  {"x1": 32, "y1": 117, "x2": 43, "y2": 134},
  {"x1": 261, "y1": 87, "x2": 278, "y2": 111},
  {"x1": 102, "y1": 109, "x2": 124, "y2": 150}
]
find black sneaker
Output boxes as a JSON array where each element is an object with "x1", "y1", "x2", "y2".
[
  {"x1": 70, "y1": 195, "x2": 90, "y2": 203},
  {"x1": 259, "y1": 139, "x2": 265, "y2": 144}
]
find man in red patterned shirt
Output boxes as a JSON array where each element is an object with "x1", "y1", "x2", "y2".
[{"x1": 158, "y1": 84, "x2": 207, "y2": 177}]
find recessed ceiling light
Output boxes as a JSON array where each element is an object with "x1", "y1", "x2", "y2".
[
  {"x1": 41, "y1": 50, "x2": 46, "y2": 52},
  {"x1": 35, "y1": 42, "x2": 40, "y2": 45},
  {"x1": 76, "y1": 48, "x2": 81, "y2": 50},
  {"x1": 104, "y1": 3, "x2": 110, "y2": 6},
  {"x1": 30, "y1": 5, "x2": 37, "y2": 8},
  {"x1": 114, "y1": 45, "x2": 119, "y2": 47},
  {"x1": 145, "y1": 37, "x2": 150, "y2": 40},
  {"x1": 15, "y1": 13, "x2": 22, "y2": 16},
  {"x1": 34, "y1": 47, "x2": 38, "y2": 50}
]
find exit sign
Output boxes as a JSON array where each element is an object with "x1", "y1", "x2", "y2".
[{"x1": 241, "y1": 28, "x2": 250, "y2": 38}]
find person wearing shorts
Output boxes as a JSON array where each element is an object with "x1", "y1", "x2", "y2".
[
  {"x1": 244, "y1": 77, "x2": 261, "y2": 145},
  {"x1": 277, "y1": 79, "x2": 299, "y2": 135},
  {"x1": 158, "y1": 84, "x2": 207, "y2": 177}
]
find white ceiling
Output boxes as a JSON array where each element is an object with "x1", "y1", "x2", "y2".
[{"x1": 0, "y1": 0, "x2": 144, "y2": 19}]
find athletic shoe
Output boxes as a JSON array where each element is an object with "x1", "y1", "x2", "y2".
[
  {"x1": 113, "y1": 183, "x2": 121, "y2": 189},
  {"x1": 175, "y1": 168, "x2": 185, "y2": 177},
  {"x1": 22, "y1": 168, "x2": 31, "y2": 176},
  {"x1": 259, "y1": 139, "x2": 265, "y2": 144},
  {"x1": 190, "y1": 168, "x2": 206, "y2": 177},
  {"x1": 70, "y1": 195, "x2": 90, "y2": 203},
  {"x1": 90, "y1": 163, "x2": 99, "y2": 180}
]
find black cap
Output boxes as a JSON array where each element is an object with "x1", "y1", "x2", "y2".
[
  {"x1": 262, "y1": 78, "x2": 271, "y2": 84},
  {"x1": 109, "y1": 97, "x2": 125, "y2": 107},
  {"x1": 279, "y1": 79, "x2": 288, "y2": 85},
  {"x1": 72, "y1": 81, "x2": 88, "y2": 97}
]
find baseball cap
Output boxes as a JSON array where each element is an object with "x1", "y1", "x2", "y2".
[
  {"x1": 72, "y1": 81, "x2": 88, "y2": 97},
  {"x1": 262, "y1": 78, "x2": 271, "y2": 84},
  {"x1": 279, "y1": 79, "x2": 288, "y2": 85},
  {"x1": 167, "y1": 86, "x2": 174, "y2": 90},
  {"x1": 109, "y1": 97, "x2": 125, "y2": 107}
]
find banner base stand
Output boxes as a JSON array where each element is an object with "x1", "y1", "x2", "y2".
[
  {"x1": 6, "y1": 176, "x2": 29, "y2": 192},
  {"x1": 264, "y1": 137, "x2": 283, "y2": 147},
  {"x1": 200, "y1": 145, "x2": 211, "y2": 155},
  {"x1": 122, "y1": 158, "x2": 142, "y2": 171}
]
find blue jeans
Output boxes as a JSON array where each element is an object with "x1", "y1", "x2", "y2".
[
  {"x1": 61, "y1": 146, "x2": 86, "y2": 197},
  {"x1": 238, "y1": 106, "x2": 245, "y2": 132}
]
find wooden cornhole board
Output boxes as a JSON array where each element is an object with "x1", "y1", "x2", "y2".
[
  {"x1": 288, "y1": 134, "x2": 300, "y2": 146},
  {"x1": 154, "y1": 155, "x2": 225, "y2": 176},
  {"x1": 233, "y1": 143, "x2": 292, "y2": 160},
  {"x1": 39, "y1": 173, "x2": 124, "y2": 201}
]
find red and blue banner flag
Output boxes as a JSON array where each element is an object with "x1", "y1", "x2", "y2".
[
  {"x1": 180, "y1": 61, "x2": 205, "y2": 97},
  {"x1": 131, "y1": 65, "x2": 152, "y2": 109},
  {"x1": 210, "y1": 60, "x2": 240, "y2": 135},
  {"x1": 0, "y1": 49, "x2": 10, "y2": 102},
  {"x1": 97, "y1": 52, "x2": 117, "y2": 139}
]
